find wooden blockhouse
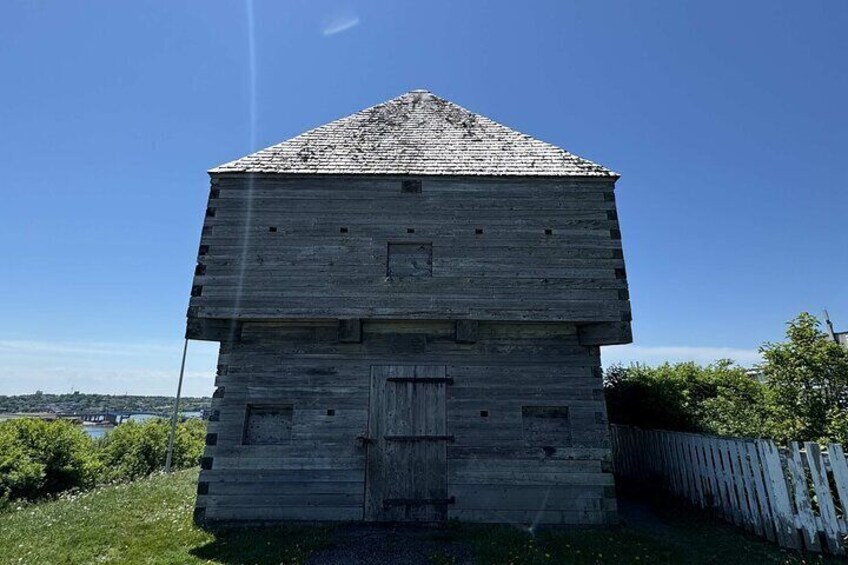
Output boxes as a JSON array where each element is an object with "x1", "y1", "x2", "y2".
[{"x1": 188, "y1": 90, "x2": 632, "y2": 525}]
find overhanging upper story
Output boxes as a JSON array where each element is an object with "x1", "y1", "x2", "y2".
[{"x1": 186, "y1": 91, "x2": 632, "y2": 345}]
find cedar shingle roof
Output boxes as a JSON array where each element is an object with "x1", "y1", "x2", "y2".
[{"x1": 210, "y1": 90, "x2": 617, "y2": 177}]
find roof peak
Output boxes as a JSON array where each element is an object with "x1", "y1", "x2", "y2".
[{"x1": 210, "y1": 92, "x2": 617, "y2": 177}]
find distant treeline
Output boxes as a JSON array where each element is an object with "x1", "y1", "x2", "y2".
[{"x1": 0, "y1": 392, "x2": 211, "y2": 415}]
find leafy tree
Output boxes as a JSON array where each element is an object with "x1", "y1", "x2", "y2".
[{"x1": 759, "y1": 312, "x2": 848, "y2": 444}]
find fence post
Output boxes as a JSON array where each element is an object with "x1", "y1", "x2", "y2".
[
  {"x1": 755, "y1": 440, "x2": 801, "y2": 550},
  {"x1": 744, "y1": 441, "x2": 776, "y2": 542},
  {"x1": 827, "y1": 443, "x2": 848, "y2": 535},
  {"x1": 804, "y1": 442, "x2": 843, "y2": 554}
]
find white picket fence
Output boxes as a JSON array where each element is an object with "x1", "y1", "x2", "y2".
[{"x1": 610, "y1": 425, "x2": 848, "y2": 554}]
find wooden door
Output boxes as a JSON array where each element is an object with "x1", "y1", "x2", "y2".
[{"x1": 365, "y1": 365, "x2": 450, "y2": 522}]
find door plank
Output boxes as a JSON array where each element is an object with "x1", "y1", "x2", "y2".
[{"x1": 365, "y1": 365, "x2": 448, "y2": 522}]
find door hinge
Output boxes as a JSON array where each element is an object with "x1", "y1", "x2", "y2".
[
  {"x1": 386, "y1": 377, "x2": 454, "y2": 384},
  {"x1": 383, "y1": 496, "x2": 455, "y2": 508},
  {"x1": 384, "y1": 435, "x2": 455, "y2": 442}
]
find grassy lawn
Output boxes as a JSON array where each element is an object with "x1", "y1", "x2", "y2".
[
  {"x1": 0, "y1": 469, "x2": 839, "y2": 564},
  {"x1": 0, "y1": 470, "x2": 331, "y2": 565}
]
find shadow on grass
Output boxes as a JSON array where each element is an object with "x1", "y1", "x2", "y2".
[
  {"x1": 615, "y1": 480, "x2": 841, "y2": 564},
  {"x1": 190, "y1": 524, "x2": 334, "y2": 565}
]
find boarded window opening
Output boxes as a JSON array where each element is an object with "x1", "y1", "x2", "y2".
[
  {"x1": 401, "y1": 180, "x2": 422, "y2": 193},
  {"x1": 522, "y1": 406, "x2": 572, "y2": 447},
  {"x1": 243, "y1": 404, "x2": 293, "y2": 445},
  {"x1": 387, "y1": 242, "x2": 432, "y2": 278}
]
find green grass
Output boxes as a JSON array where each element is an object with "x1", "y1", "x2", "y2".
[
  {"x1": 0, "y1": 470, "x2": 840, "y2": 564},
  {"x1": 442, "y1": 513, "x2": 837, "y2": 564},
  {"x1": 0, "y1": 470, "x2": 331, "y2": 565}
]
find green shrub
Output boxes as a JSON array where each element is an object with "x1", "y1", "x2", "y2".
[
  {"x1": 172, "y1": 418, "x2": 206, "y2": 469},
  {"x1": 605, "y1": 360, "x2": 768, "y2": 438},
  {"x1": 0, "y1": 419, "x2": 100, "y2": 501},
  {"x1": 98, "y1": 418, "x2": 205, "y2": 482}
]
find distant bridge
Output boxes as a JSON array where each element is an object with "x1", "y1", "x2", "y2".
[{"x1": 56, "y1": 412, "x2": 172, "y2": 425}]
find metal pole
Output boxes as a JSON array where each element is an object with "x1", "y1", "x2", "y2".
[
  {"x1": 165, "y1": 338, "x2": 189, "y2": 473},
  {"x1": 824, "y1": 310, "x2": 838, "y2": 343}
]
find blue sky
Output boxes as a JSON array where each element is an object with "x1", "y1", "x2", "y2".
[{"x1": 1, "y1": 1, "x2": 846, "y2": 396}]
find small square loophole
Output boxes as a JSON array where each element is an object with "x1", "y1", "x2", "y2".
[
  {"x1": 326, "y1": 409, "x2": 336, "y2": 416},
  {"x1": 401, "y1": 180, "x2": 422, "y2": 193},
  {"x1": 544, "y1": 228, "x2": 553, "y2": 236},
  {"x1": 475, "y1": 228, "x2": 483, "y2": 235},
  {"x1": 340, "y1": 227, "x2": 349, "y2": 234},
  {"x1": 480, "y1": 410, "x2": 489, "y2": 418},
  {"x1": 269, "y1": 226, "x2": 277, "y2": 233},
  {"x1": 407, "y1": 228, "x2": 415, "y2": 234}
]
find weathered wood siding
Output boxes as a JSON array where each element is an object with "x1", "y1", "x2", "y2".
[
  {"x1": 187, "y1": 175, "x2": 631, "y2": 330},
  {"x1": 195, "y1": 321, "x2": 616, "y2": 524}
]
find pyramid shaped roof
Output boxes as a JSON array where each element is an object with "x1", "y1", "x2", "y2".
[{"x1": 210, "y1": 90, "x2": 616, "y2": 177}]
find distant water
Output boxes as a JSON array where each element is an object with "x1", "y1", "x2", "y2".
[
  {"x1": 85, "y1": 426, "x2": 111, "y2": 439},
  {"x1": 82, "y1": 412, "x2": 203, "y2": 439}
]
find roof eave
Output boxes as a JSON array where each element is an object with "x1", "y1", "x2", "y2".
[{"x1": 206, "y1": 169, "x2": 620, "y2": 180}]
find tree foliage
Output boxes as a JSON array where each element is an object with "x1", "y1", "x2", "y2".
[
  {"x1": 606, "y1": 313, "x2": 848, "y2": 445},
  {"x1": 0, "y1": 392, "x2": 210, "y2": 415},
  {"x1": 98, "y1": 419, "x2": 206, "y2": 482},
  {"x1": 604, "y1": 360, "x2": 767, "y2": 438},
  {"x1": 759, "y1": 312, "x2": 848, "y2": 444},
  {"x1": 0, "y1": 417, "x2": 206, "y2": 503},
  {"x1": 0, "y1": 419, "x2": 100, "y2": 502}
]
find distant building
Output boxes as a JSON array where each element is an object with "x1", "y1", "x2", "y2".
[
  {"x1": 746, "y1": 368, "x2": 766, "y2": 384},
  {"x1": 825, "y1": 312, "x2": 848, "y2": 349}
]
